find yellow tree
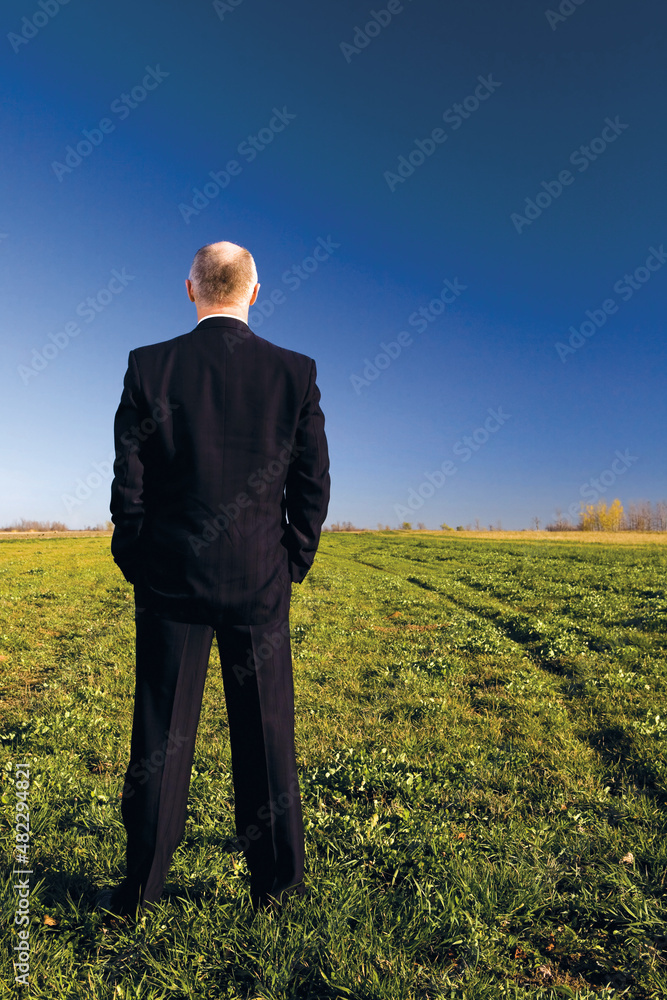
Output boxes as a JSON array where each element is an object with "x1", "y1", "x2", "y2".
[
  {"x1": 603, "y1": 498, "x2": 624, "y2": 530},
  {"x1": 578, "y1": 498, "x2": 624, "y2": 531}
]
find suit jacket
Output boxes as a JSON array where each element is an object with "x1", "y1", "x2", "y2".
[{"x1": 109, "y1": 316, "x2": 330, "y2": 625}]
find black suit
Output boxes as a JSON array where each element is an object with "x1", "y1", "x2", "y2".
[{"x1": 109, "y1": 315, "x2": 330, "y2": 910}]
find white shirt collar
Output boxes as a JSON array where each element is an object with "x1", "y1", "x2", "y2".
[{"x1": 195, "y1": 312, "x2": 248, "y2": 325}]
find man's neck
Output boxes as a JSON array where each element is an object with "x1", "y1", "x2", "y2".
[{"x1": 196, "y1": 306, "x2": 248, "y2": 323}]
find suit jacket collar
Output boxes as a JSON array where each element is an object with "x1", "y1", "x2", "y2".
[{"x1": 191, "y1": 316, "x2": 253, "y2": 335}]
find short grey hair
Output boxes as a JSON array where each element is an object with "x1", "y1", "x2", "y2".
[{"x1": 188, "y1": 241, "x2": 257, "y2": 305}]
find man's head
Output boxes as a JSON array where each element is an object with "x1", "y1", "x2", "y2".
[{"x1": 186, "y1": 241, "x2": 260, "y2": 321}]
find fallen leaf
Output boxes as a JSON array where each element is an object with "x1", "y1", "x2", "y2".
[
  {"x1": 43, "y1": 915, "x2": 57, "y2": 926},
  {"x1": 621, "y1": 852, "x2": 634, "y2": 864},
  {"x1": 457, "y1": 832, "x2": 466, "y2": 840}
]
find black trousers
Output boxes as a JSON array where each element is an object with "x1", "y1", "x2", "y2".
[{"x1": 115, "y1": 601, "x2": 305, "y2": 910}]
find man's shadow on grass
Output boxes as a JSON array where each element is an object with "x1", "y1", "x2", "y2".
[{"x1": 32, "y1": 833, "x2": 252, "y2": 923}]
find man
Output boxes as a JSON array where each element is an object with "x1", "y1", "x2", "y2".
[{"x1": 101, "y1": 241, "x2": 330, "y2": 916}]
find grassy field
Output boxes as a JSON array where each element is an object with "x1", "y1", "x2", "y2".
[{"x1": 0, "y1": 532, "x2": 666, "y2": 999}]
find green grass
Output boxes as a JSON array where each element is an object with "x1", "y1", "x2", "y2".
[{"x1": 0, "y1": 533, "x2": 666, "y2": 999}]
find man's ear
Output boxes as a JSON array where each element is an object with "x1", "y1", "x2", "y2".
[
  {"x1": 185, "y1": 279, "x2": 196, "y2": 303},
  {"x1": 249, "y1": 282, "x2": 260, "y2": 306}
]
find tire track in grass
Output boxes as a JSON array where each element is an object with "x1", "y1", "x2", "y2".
[
  {"x1": 335, "y1": 544, "x2": 663, "y2": 669},
  {"x1": 326, "y1": 544, "x2": 667, "y2": 802},
  {"x1": 326, "y1": 548, "x2": 589, "y2": 666}
]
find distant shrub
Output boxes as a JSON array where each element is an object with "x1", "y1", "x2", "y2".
[
  {"x1": 0, "y1": 518, "x2": 69, "y2": 532},
  {"x1": 622, "y1": 499, "x2": 667, "y2": 531},
  {"x1": 545, "y1": 518, "x2": 581, "y2": 532}
]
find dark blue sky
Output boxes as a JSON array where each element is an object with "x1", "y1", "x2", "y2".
[{"x1": 1, "y1": 0, "x2": 665, "y2": 529}]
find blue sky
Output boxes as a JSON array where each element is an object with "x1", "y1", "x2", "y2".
[{"x1": 1, "y1": 0, "x2": 665, "y2": 530}]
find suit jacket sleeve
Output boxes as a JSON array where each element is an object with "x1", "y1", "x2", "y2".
[
  {"x1": 109, "y1": 350, "x2": 146, "y2": 585},
  {"x1": 284, "y1": 359, "x2": 331, "y2": 584}
]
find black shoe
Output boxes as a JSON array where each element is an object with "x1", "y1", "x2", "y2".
[
  {"x1": 251, "y1": 894, "x2": 280, "y2": 914},
  {"x1": 251, "y1": 881, "x2": 308, "y2": 913},
  {"x1": 94, "y1": 888, "x2": 142, "y2": 921}
]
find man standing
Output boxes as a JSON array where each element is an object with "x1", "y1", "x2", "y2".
[{"x1": 102, "y1": 241, "x2": 330, "y2": 915}]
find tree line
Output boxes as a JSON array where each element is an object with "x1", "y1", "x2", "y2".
[
  {"x1": 2, "y1": 500, "x2": 665, "y2": 533},
  {"x1": 325, "y1": 499, "x2": 667, "y2": 532}
]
